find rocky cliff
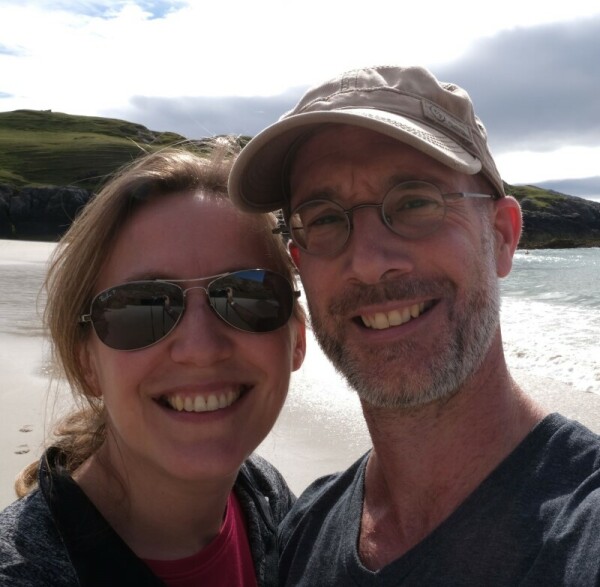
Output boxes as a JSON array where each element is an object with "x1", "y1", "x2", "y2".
[
  {"x1": 514, "y1": 189, "x2": 600, "y2": 249},
  {"x1": 1, "y1": 181, "x2": 599, "y2": 248},
  {"x1": 0, "y1": 183, "x2": 92, "y2": 240}
]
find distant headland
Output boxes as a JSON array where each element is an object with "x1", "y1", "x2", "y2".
[{"x1": 1, "y1": 109, "x2": 599, "y2": 248}]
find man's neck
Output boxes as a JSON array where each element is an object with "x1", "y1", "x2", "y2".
[{"x1": 358, "y1": 352, "x2": 547, "y2": 570}]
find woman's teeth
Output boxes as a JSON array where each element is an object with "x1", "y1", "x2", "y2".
[
  {"x1": 361, "y1": 302, "x2": 427, "y2": 330},
  {"x1": 165, "y1": 389, "x2": 242, "y2": 413}
]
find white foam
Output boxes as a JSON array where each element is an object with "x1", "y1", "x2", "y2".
[{"x1": 501, "y1": 297, "x2": 600, "y2": 394}]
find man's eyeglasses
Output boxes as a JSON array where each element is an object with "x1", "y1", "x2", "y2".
[
  {"x1": 80, "y1": 269, "x2": 300, "y2": 351},
  {"x1": 278, "y1": 181, "x2": 496, "y2": 256}
]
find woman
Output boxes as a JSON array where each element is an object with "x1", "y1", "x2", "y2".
[{"x1": 0, "y1": 140, "x2": 306, "y2": 586}]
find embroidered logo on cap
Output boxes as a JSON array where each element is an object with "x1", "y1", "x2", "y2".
[{"x1": 422, "y1": 101, "x2": 473, "y2": 143}]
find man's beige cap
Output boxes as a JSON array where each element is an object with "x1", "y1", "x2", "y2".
[{"x1": 228, "y1": 65, "x2": 505, "y2": 212}]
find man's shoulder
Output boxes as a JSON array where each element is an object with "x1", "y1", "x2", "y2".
[
  {"x1": 536, "y1": 412, "x2": 600, "y2": 471},
  {"x1": 490, "y1": 413, "x2": 600, "y2": 514},
  {"x1": 279, "y1": 452, "x2": 369, "y2": 541},
  {"x1": 534, "y1": 413, "x2": 600, "y2": 516},
  {"x1": 513, "y1": 414, "x2": 600, "y2": 584},
  {"x1": 291, "y1": 451, "x2": 368, "y2": 504}
]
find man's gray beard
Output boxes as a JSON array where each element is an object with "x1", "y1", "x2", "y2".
[{"x1": 306, "y1": 232, "x2": 501, "y2": 410}]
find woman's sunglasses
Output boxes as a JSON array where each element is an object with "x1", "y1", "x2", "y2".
[{"x1": 80, "y1": 269, "x2": 300, "y2": 351}]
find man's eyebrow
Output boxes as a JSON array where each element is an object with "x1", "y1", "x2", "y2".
[
  {"x1": 293, "y1": 185, "x2": 339, "y2": 203},
  {"x1": 386, "y1": 173, "x2": 446, "y2": 187},
  {"x1": 292, "y1": 172, "x2": 455, "y2": 204}
]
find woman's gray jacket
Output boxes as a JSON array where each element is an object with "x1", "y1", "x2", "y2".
[{"x1": 0, "y1": 447, "x2": 294, "y2": 586}]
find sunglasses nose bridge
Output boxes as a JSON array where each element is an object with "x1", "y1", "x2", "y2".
[
  {"x1": 181, "y1": 285, "x2": 211, "y2": 308},
  {"x1": 182, "y1": 284, "x2": 209, "y2": 296},
  {"x1": 177, "y1": 285, "x2": 224, "y2": 330}
]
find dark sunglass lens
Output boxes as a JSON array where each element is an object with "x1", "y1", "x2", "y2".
[
  {"x1": 208, "y1": 270, "x2": 293, "y2": 333},
  {"x1": 91, "y1": 282, "x2": 184, "y2": 350}
]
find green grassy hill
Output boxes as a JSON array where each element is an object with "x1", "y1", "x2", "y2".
[{"x1": 0, "y1": 109, "x2": 187, "y2": 191}]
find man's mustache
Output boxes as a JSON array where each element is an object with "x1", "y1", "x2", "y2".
[{"x1": 323, "y1": 278, "x2": 456, "y2": 316}]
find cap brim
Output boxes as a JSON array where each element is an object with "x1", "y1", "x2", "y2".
[{"x1": 228, "y1": 109, "x2": 483, "y2": 213}]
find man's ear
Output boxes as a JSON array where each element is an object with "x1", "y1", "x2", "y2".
[
  {"x1": 493, "y1": 196, "x2": 522, "y2": 278},
  {"x1": 288, "y1": 241, "x2": 301, "y2": 269}
]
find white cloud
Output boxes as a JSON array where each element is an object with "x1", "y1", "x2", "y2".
[
  {"x1": 1, "y1": 0, "x2": 600, "y2": 185},
  {"x1": 3, "y1": 0, "x2": 600, "y2": 101},
  {"x1": 496, "y1": 146, "x2": 600, "y2": 185}
]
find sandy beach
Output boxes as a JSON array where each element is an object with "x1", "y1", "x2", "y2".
[{"x1": 2, "y1": 240, "x2": 600, "y2": 510}]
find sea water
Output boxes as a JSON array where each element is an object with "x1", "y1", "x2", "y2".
[{"x1": 501, "y1": 248, "x2": 600, "y2": 394}]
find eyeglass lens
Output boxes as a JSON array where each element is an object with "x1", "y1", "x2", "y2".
[
  {"x1": 289, "y1": 181, "x2": 448, "y2": 255},
  {"x1": 87, "y1": 270, "x2": 295, "y2": 351}
]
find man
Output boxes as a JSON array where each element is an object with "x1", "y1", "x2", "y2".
[{"x1": 228, "y1": 66, "x2": 600, "y2": 585}]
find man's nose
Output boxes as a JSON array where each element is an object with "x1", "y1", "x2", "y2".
[{"x1": 342, "y1": 205, "x2": 415, "y2": 284}]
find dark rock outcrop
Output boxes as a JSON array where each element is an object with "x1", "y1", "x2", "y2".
[
  {"x1": 0, "y1": 183, "x2": 92, "y2": 241},
  {"x1": 1, "y1": 182, "x2": 599, "y2": 248},
  {"x1": 518, "y1": 193, "x2": 600, "y2": 249}
]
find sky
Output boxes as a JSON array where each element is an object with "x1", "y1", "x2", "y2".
[{"x1": 1, "y1": 0, "x2": 600, "y2": 199}]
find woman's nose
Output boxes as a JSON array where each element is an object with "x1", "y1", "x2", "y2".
[{"x1": 167, "y1": 289, "x2": 234, "y2": 365}]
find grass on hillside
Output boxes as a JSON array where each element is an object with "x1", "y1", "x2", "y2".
[
  {"x1": 0, "y1": 110, "x2": 187, "y2": 191},
  {"x1": 507, "y1": 184, "x2": 567, "y2": 209}
]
